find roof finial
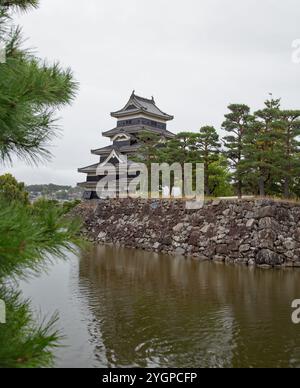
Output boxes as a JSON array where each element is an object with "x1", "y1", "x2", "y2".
[
  {"x1": 151, "y1": 95, "x2": 155, "y2": 102},
  {"x1": 132, "y1": 90, "x2": 135, "y2": 96}
]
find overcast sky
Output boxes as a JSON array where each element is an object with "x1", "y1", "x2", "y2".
[{"x1": 3, "y1": 0, "x2": 300, "y2": 186}]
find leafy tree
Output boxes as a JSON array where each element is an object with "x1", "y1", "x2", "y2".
[
  {"x1": 222, "y1": 104, "x2": 253, "y2": 198},
  {"x1": 0, "y1": 173, "x2": 29, "y2": 204},
  {"x1": 0, "y1": 0, "x2": 81, "y2": 368}
]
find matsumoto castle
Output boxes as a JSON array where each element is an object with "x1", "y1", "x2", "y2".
[{"x1": 78, "y1": 91, "x2": 175, "y2": 199}]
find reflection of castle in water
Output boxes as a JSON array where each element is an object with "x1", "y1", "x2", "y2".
[{"x1": 77, "y1": 246, "x2": 300, "y2": 368}]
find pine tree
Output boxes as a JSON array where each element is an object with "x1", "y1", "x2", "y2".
[
  {"x1": 133, "y1": 131, "x2": 198, "y2": 195},
  {"x1": 194, "y1": 126, "x2": 221, "y2": 196},
  {"x1": 280, "y1": 110, "x2": 300, "y2": 198},
  {"x1": 0, "y1": 0, "x2": 81, "y2": 368},
  {"x1": 158, "y1": 132, "x2": 198, "y2": 196},
  {"x1": 157, "y1": 132, "x2": 231, "y2": 197},
  {"x1": 222, "y1": 104, "x2": 253, "y2": 198},
  {"x1": 208, "y1": 155, "x2": 233, "y2": 197},
  {"x1": 157, "y1": 132, "x2": 196, "y2": 166},
  {"x1": 133, "y1": 131, "x2": 161, "y2": 166},
  {"x1": 242, "y1": 98, "x2": 284, "y2": 196}
]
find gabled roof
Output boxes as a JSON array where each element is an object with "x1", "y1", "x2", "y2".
[{"x1": 111, "y1": 91, "x2": 174, "y2": 121}]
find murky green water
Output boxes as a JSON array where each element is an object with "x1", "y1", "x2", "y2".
[{"x1": 20, "y1": 246, "x2": 300, "y2": 368}]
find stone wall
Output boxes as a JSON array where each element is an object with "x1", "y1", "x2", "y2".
[{"x1": 74, "y1": 198, "x2": 300, "y2": 268}]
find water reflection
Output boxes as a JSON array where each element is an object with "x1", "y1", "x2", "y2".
[
  {"x1": 19, "y1": 245, "x2": 300, "y2": 368},
  {"x1": 76, "y1": 246, "x2": 300, "y2": 368}
]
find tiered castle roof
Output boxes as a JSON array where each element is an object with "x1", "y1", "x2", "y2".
[{"x1": 78, "y1": 92, "x2": 175, "y2": 198}]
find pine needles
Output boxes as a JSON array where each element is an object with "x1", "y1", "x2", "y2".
[{"x1": 0, "y1": 1, "x2": 81, "y2": 368}]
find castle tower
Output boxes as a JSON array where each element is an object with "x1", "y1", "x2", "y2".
[{"x1": 78, "y1": 92, "x2": 175, "y2": 199}]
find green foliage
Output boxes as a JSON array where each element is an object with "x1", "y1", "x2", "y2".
[
  {"x1": 133, "y1": 131, "x2": 162, "y2": 166},
  {"x1": 194, "y1": 126, "x2": 220, "y2": 196},
  {"x1": 238, "y1": 98, "x2": 300, "y2": 198},
  {"x1": 157, "y1": 132, "x2": 197, "y2": 168},
  {"x1": 0, "y1": 1, "x2": 78, "y2": 164},
  {"x1": 62, "y1": 199, "x2": 81, "y2": 213},
  {"x1": 208, "y1": 156, "x2": 233, "y2": 197},
  {"x1": 0, "y1": 55, "x2": 78, "y2": 163},
  {"x1": 0, "y1": 1, "x2": 39, "y2": 37},
  {"x1": 0, "y1": 286, "x2": 60, "y2": 368},
  {"x1": 0, "y1": 1, "x2": 80, "y2": 368},
  {"x1": 0, "y1": 195, "x2": 82, "y2": 368},
  {"x1": 31, "y1": 197, "x2": 81, "y2": 215},
  {"x1": 244, "y1": 98, "x2": 284, "y2": 196},
  {"x1": 0, "y1": 1, "x2": 39, "y2": 11},
  {"x1": 0, "y1": 198, "x2": 82, "y2": 280},
  {"x1": 0, "y1": 173, "x2": 29, "y2": 204},
  {"x1": 280, "y1": 110, "x2": 300, "y2": 198},
  {"x1": 139, "y1": 130, "x2": 231, "y2": 197},
  {"x1": 132, "y1": 97, "x2": 300, "y2": 199},
  {"x1": 32, "y1": 197, "x2": 59, "y2": 208},
  {"x1": 222, "y1": 104, "x2": 253, "y2": 197},
  {"x1": 26, "y1": 184, "x2": 71, "y2": 193}
]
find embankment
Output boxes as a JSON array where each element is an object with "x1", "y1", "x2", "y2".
[{"x1": 73, "y1": 198, "x2": 300, "y2": 268}]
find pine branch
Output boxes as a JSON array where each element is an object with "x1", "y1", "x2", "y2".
[
  {"x1": 0, "y1": 0, "x2": 39, "y2": 12},
  {"x1": 0, "y1": 199, "x2": 83, "y2": 280},
  {"x1": 0, "y1": 286, "x2": 60, "y2": 368}
]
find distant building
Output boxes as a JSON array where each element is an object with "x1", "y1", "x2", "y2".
[{"x1": 78, "y1": 91, "x2": 175, "y2": 199}]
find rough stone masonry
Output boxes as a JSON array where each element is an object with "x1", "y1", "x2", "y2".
[{"x1": 73, "y1": 198, "x2": 300, "y2": 269}]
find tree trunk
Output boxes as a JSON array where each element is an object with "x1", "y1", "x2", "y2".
[
  {"x1": 259, "y1": 176, "x2": 265, "y2": 197},
  {"x1": 237, "y1": 136, "x2": 243, "y2": 199},
  {"x1": 284, "y1": 128, "x2": 292, "y2": 199},
  {"x1": 204, "y1": 163, "x2": 210, "y2": 196},
  {"x1": 284, "y1": 176, "x2": 290, "y2": 199},
  {"x1": 237, "y1": 179, "x2": 242, "y2": 199}
]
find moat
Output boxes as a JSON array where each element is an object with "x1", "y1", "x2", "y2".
[{"x1": 20, "y1": 246, "x2": 300, "y2": 368}]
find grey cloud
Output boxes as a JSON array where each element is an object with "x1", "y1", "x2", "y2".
[{"x1": 2, "y1": 0, "x2": 300, "y2": 185}]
